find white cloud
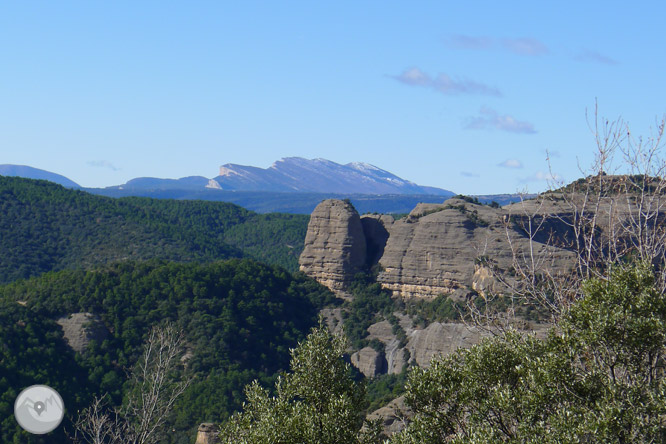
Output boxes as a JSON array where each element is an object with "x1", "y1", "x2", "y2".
[
  {"x1": 395, "y1": 67, "x2": 431, "y2": 87},
  {"x1": 498, "y1": 159, "x2": 523, "y2": 169},
  {"x1": 392, "y1": 68, "x2": 501, "y2": 97},
  {"x1": 465, "y1": 107, "x2": 537, "y2": 134},
  {"x1": 461, "y1": 171, "x2": 480, "y2": 177}
]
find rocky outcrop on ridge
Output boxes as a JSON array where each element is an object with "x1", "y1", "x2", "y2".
[
  {"x1": 298, "y1": 199, "x2": 367, "y2": 295},
  {"x1": 299, "y1": 197, "x2": 574, "y2": 299},
  {"x1": 56, "y1": 312, "x2": 109, "y2": 353},
  {"x1": 350, "y1": 347, "x2": 386, "y2": 377},
  {"x1": 195, "y1": 423, "x2": 220, "y2": 444},
  {"x1": 367, "y1": 395, "x2": 410, "y2": 436}
]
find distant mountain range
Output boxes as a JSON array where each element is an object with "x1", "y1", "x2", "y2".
[
  {"x1": 0, "y1": 165, "x2": 81, "y2": 188},
  {"x1": 0, "y1": 158, "x2": 532, "y2": 213},
  {"x1": 107, "y1": 157, "x2": 455, "y2": 196}
]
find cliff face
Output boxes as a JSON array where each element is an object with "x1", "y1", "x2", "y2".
[
  {"x1": 299, "y1": 198, "x2": 574, "y2": 299},
  {"x1": 298, "y1": 199, "x2": 367, "y2": 295},
  {"x1": 56, "y1": 312, "x2": 109, "y2": 354}
]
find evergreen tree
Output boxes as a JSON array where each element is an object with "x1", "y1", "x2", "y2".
[
  {"x1": 219, "y1": 324, "x2": 383, "y2": 444},
  {"x1": 391, "y1": 262, "x2": 666, "y2": 443}
]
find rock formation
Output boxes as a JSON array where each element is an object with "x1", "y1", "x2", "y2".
[
  {"x1": 350, "y1": 347, "x2": 386, "y2": 377},
  {"x1": 299, "y1": 197, "x2": 574, "y2": 299},
  {"x1": 299, "y1": 199, "x2": 367, "y2": 295},
  {"x1": 56, "y1": 312, "x2": 109, "y2": 353},
  {"x1": 361, "y1": 214, "x2": 393, "y2": 266},
  {"x1": 366, "y1": 395, "x2": 410, "y2": 436},
  {"x1": 195, "y1": 423, "x2": 220, "y2": 444}
]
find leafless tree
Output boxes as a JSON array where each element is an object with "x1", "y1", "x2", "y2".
[
  {"x1": 461, "y1": 105, "x2": 666, "y2": 328},
  {"x1": 73, "y1": 396, "x2": 117, "y2": 444},
  {"x1": 73, "y1": 323, "x2": 192, "y2": 444},
  {"x1": 499, "y1": 104, "x2": 666, "y2": 321}
]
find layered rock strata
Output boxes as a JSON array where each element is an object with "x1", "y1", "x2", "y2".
[
  {"x1": 299, "y1": 199, "x2": 367, "y2": 295},
  {"x1": 195, "y1": 423, "x2": 220, "y2": 444},
  {"x1": 300, "y1": 197, "x2": 574, "y2": 299}
]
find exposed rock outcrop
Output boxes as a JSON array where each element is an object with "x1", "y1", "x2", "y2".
[
  {"x1": 299, "y1": 199, "x2": 367, "y2": 295},
  {"x1": 405, "y1": 322, "x2": 489, "y2": 367},
  {"x1": 195, "y1": 423, "x2": 220, "y2": 444},
  {"x1": 361, "y1": 214, "x2": 393, "y2": 266},
  {"x1": 299, "y1": 197, "x2": 575, "y2": 299},
  {"x1": 56, "y1": 312, "x2": 109, "y2": 353},
  {"x1": 377, "y1": 199, "x2": 515, "y2": 299},
  {"x1": 367, "y1": 395, "x2": 410, "y2": 436},
  {"x1": 350, "y1": 347, "x2": 387, "y2": 377},
  {"x1": 366, "y1": 320, "x2": 406, "y2": 374}
]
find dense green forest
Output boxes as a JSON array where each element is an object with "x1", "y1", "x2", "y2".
[
  {"x1": 0, "y1": 176, "x2": 309, "y2": 284},
  {"x1": 0, "y1": 259, "x2": 336, "y2": 443}
]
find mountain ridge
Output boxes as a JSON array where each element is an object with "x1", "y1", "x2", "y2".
[
  {"x1": 0, "y1": 164, "x2": 81, "y2": 188},
  {"x1": 205, "y1": 157, "x2": 455, "y2": 195}
]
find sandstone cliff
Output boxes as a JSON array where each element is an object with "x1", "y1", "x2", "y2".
[
  {"x1": 298, "y1": 199, "x2": 367, "y2": 295},
  {"x1": 299, "y1": 197, "x2": 574, "y2": 300}
]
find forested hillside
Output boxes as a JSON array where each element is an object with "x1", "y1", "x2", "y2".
[
  {"x1": 0, "y1": 176, "x2": 308, "y2": 283},
  {"x1": 0, "y1": 259, "x2": 336, "y2": 443}
]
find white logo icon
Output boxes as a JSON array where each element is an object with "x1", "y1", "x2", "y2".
[{"x1": 14, "y1": 385, "x2": 65, "y2": 434}]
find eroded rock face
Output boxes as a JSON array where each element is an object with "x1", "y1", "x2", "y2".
[
  {"x1": 350, "y1": 347, "x2": 386, "y2": 377},
  {"x1": 361, "y1": 214, "x2": 393, "y2": 266},
  {"x1": 366, "y1": 395, "x2": 410, "y2": 436},
  {"x1": 405, "y1": 322, "x2": 489, "y2": 367},
  {"x1": 56, "y1": 312, "x2": 109, "y2": 353},
  {"x1": 367, "y1": 320, "x2": 406, "y2": 374},
  {"x1": 299, "y1": 199, "x2": 367, "y2": 294},
  {"x1": 299, "y1": 197, "x2": 575, "y2": 299},
  {"x1": 376, "y1": 199, "x2": 514, "y2": 299},
  {"x1": 195, "y1": 423, "x2": 220, "y2": 444}
]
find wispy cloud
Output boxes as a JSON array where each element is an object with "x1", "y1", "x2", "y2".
[
  {"x1": 465, "y1": 107, "x2": 537, "y2": 134},
  {"x1": 446, "y1": 34, "x2": 549, "y2": 56},
  {"x1": 501, "y1": 38, "x2": 549, "y2": 56},
  {"x1": 461, "y1": 171, "x2": 480, "y2": 177},
  {"x1": 87, "y1": 160, "x2": 121, "y2": 171},
  {"x1": 392, "y1": 68, "x2": 501, "y2": 97},
  {"x1": 498, "y1": 159, "x2": 523, "y2": 169},
  {"x1": 521, "y1": 171, "x2": 562, "y2": 183},
  {"x1": 574, "y1": 49, "x2": 619, "y2": 65},
  {"x1": 446, "y1": 34, "x2": 493, "y2": 50}
]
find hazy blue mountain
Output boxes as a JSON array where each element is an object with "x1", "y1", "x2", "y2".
[
  {"x1": 121, "y1": 175, "x2": 213, "y2": 190},
  {"x1": 0, "y1": 164, "x2": 80, "y2": 188},
  {"x1": 87, "y1": 188, "x2": 533, "y2": 214},
  {"x1": 87, "y1": 188, "x2": 456, "y2": 214}
]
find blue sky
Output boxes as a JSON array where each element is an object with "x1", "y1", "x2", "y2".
[{"x1": 1, "y1": 1, "x2": 665, "y2": 194}]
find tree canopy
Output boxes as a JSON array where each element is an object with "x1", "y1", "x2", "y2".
[
  {"x1": 218, "y1": 324, "x2": 382, "y2": 444},
  {"x1": 0, "y1": 176, "x2": 308, "y2": 283},
  {"x1": 0, "y1": 259, "x2": 335, "y2": 443},
  {"x1": 391, "y1": 262, "x2": 666, "y2": 443}
]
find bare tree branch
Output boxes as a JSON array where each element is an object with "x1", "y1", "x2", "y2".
[{"x1": 74, "y1": 323, "x2": 192, "y2": 444}]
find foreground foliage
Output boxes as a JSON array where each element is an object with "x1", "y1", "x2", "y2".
[
  {"x1": 219, "y1": 325, "x2": 383, "y2": 444},
  {"x1": 392, "y1": 263, "x2": 666, "y2": 443}
]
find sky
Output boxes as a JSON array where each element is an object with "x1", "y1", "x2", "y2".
[{"x1": 1, "y1": 1, "x2": 665, "y2": 195}]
